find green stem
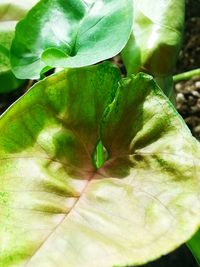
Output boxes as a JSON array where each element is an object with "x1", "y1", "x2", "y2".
[{"x1": 173, "y1": 68, "x2": 200, "y2": 82}]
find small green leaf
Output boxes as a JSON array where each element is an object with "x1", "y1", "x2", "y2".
[
  {"x1": 10, "y1": 0, "x2": 133, "y2": 80},
  {"x1": 0, "y1": 1, "x2": 38, "y2": 93},
  {"x1": 1, "y1": 63, "x2": 200, "y2": 267},
  {"x1": 188, "y1": 229, "x2": 200, "y2": 265},
  {"x1": 93, "y1": 140, "x2": 106, "y2": 169},
  {"x1": 121, "y1": 0, "x2": 185, "y2": 95}
]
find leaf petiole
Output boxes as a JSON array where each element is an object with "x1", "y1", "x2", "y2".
[{"x1": 173, "y1": 68, "x2": 200, "y2": 82}]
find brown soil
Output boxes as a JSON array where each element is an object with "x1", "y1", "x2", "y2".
[{"x1": 175, "y1": 0, "x2": 200, "y2": 140}]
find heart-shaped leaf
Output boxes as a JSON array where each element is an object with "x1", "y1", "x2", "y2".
[
  {"x1": 10, "y1": 0, "x2": 133, "y2": 80},
  {"x1": 0, "y1": 63, "x2": 200, "y2": 267},
  {"x1": 121, "y1": 0, "x2": 185, "y2": 95},
  {"x1": 0, "y1": 1, "x2": 38, "y2": 93}
]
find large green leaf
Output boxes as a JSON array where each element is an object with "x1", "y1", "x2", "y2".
[
  {"x1": 121, "y1": 0, "x2": 185, "y2": 95},
  {"x1": 187, "y1": 230, "x2": 200, "y2": 265},
  {"x1": 0, "y1": 63, "x2": 200, "y2": 267},
  {"x1": 10, "y1": 0, "x2": 133, "y2": 80},
  {"x1": 0, "y1": 1, "x2": 38, "y2": 93}
]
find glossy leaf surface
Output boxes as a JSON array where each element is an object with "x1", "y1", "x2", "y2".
[
  {"x1": 121, "y1": 0, "x2": 185, "y2": 94},
  {"x1": 0, "y1": 1, "x2": 38, "y2": 93},
  {"x1": 0, "y1": 63, "x2": 200, "y2": 267},
  {"x1": 10, "y1": 0, "x2": 133, "y2": 80}
]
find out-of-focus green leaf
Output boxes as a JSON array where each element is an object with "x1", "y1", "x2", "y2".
[
  {"x1": 0, "y1": 1, "x2": 38, "y2": 21},
  {"x1": 0, "y1": 1, "x2": 38, "y2": 93},
  {"x1": 10, "y1": 0, "x2": 133, "y2": 80},
  {"x1": 121, "y1": 0, "x2": 185, "y2": 95},
  {"x1": 188, "y1": 229, "x2": 200, "y2": 265},
  {"x1": 1, "y1": 63, "x2": 200, "y2": 267},
  {"x1": 0, "y1": 21, "x2": 23, "y2": 93}
]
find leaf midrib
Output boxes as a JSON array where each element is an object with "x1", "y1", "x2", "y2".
[
  {"x1": 23, "y1": 171, "x2": 97, "y2": 266},
  {"x1": 66, "y1": 1, "x2": 105, "y2": 56}
]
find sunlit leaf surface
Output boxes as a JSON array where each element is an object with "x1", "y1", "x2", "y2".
[{"x1": 0, "y1": 63, "x2": 200, "y2": 267}]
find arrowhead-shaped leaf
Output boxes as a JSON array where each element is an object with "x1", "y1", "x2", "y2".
[
  {"x1": 121, "y1": 0, "x2": 185, "y2": 95},
  {"x1": 0, "y1": 1, "x2": 38, "y2": 93},
  {"x1": 10, "y1": 0, "x2": 133, "y2": 80},
  {"x1": 0, "y1": 63, "x2": 200, "y2": 267}
]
